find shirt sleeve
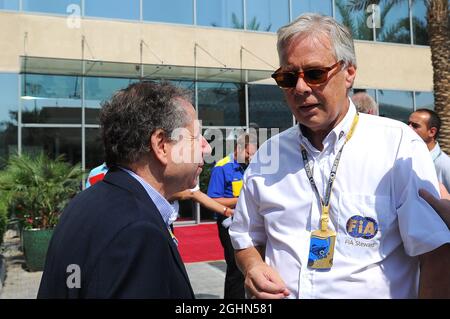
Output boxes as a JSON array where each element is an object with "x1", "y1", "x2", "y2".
[
  {"x1": 394, "y1": 132, "x2": 450, "y2": 257},
  {"x1": 207, "y1": 166, "x2": 226, "y2": 198},
  {"x1": 229, "y1": 174, "x2": 267, "y2": 250},
  {"x1": 438, "y1": 157, "x2": 450, "y2": 192}
]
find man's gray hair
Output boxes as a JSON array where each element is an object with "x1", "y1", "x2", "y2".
[
  {"x1": 352, "y1": 92, "x2": 379, "y2": 115},
  {"x1": 277, "y1": 13, "x2": 356, "y2": 67},
  {"x1": 100, "y1": 81, "x2": 192, "y2": 167}
]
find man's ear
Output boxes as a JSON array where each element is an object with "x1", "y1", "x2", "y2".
[
  {"x1": 345, "y1": 64, "x2": 357, "y2": 90},
  {"x1": 429, "y1": 127, "x2": 438, "y2": 140},
  {"x1": 150, "y1": 129, "x2": 171, "y2": 165}
]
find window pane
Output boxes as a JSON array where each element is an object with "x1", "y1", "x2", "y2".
[
  {"x1": 198, "y1": 82, "x2": 245, "y2": 126},
  {"x1": 415, "y1": 91, "x2": 434, "y2": 110},
  {"x1": 0, "y1": 73, "x2": 18, "y2": 165},
  {"x1": 334, "y1": 0, "x2": 373, "y2": 41},
  {"x1": 292, "y1": 0, "x2": 332, "y2": 18},
  {"x1": 22, "y1": 74, "x2": 81, "y2": 124},
  {"x1": 23, "y1": 0, "x2": 80, "y2": 15},
  {"x1": 352, "y1": 88, "x2": 376, "y2": 100},
  {"x1": 248, "y1": 85, "x2": 292, "y2": 130},
  {"x1": 377, "y1": 0, "x2": 410, "y2": 44},
  {"x1": 412, "y1": 0, "x2": 428, "y2": 45},
  {"x1": 246, "y1": 0, "x2": 289, "y2": 32},
  {"x1": 85, "y1": 0, "x2": 139, "y2": 20},
  {"x1": 143, "y1": 0, "x2": 193, "y2": 24},
  {"x1": 0, "y1": 0, "x2": 19, "y2": 10},
  {"x1": 378, "y1": 90, "x2": 413, "y2": 123},
  {"x1": 85, "y1": 77, "x2": 137, "y2": 124},
  {"x1": 22, "y1": 127, "x2": 81, "y2": 166},
  {"x1": 86, "y1": 128, "x2": 104, "y2": 170},
  {"x1": 197, "y1": 0, "x2": 244, "y2": 29}
]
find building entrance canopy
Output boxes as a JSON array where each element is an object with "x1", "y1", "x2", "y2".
[{"x1": 20, "y1": 56, "x2": 274, "y2": 85}]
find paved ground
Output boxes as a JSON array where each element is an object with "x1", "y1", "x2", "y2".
[{"x1": 0, "y1": 230, "x2": 225, "y2": 299}]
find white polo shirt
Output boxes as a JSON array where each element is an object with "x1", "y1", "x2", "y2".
[{"x1": 230, "y1": 100, "x2": 450, "y2": 299}]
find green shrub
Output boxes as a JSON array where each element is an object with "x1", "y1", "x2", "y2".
[
  {"x1": 199, "y1": 162, "x2": 214, "y2": 193},
  {"x1": 0, "y1": 153, "x2": 84, "y2": 230},
  {"x1": 0, "y1": 196, "x2": 7, "y2": 245}
]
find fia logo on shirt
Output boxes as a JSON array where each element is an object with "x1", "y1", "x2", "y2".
[{"x1": 346, "y1": 215, "x2": 378, "y2": 239}]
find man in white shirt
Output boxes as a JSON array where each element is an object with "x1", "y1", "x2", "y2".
[
  {"x1": 229, "y1": 13, "x2": 450, "y2": 299},
  {"x1": 408, "y1": 109, "x2": 450, "y2": 193}
]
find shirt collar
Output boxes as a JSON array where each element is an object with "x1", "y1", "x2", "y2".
[
  {"x1": 430, "y1": 142, "x2": 442, "y2": 162},
  {"x1": 229, "y1": 152, "x2": 244, "y2": 171},
  {"x1": 298, "y1": 97, "x2": 357, "y2": 154},
  {"x1": 120, "y1": 167, "x2": 178, "y2": 227}
]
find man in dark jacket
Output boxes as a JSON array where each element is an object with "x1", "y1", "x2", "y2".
[{"x1": 38, "y1": 81, "x2": 210, "y2": 298}]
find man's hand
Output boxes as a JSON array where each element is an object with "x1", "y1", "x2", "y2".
[
  {"x1": 224, "y1": 208, "x2": 234, "y2": 217},
  {"x1": 244, "y1": 262, "x2": 290, "y2": 299},
  {"x1": 419, "y1": 185, "x2": 450, "y2": 228},
  {"x1": 169, "y1": 189, "x2": 194, "y2": 202}
]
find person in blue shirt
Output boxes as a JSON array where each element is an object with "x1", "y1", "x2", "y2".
[{"x1": 207, "y1": 133, "x2": 257, "y2": 299}]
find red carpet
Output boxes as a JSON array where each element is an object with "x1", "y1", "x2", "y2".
[{"x1": 174, "y1": 223, "x2": 224, "y2": 263}]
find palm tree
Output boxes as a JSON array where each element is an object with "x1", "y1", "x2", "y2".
[
  {"x1": 344, "y1": 0, "x2": 449, "y2": 151},
  {"x1": 428, "y1": 0, "x2": 449, "y2": 152}
]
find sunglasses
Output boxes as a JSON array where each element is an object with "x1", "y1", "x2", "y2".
[{"x1": 271, "y1": 60, "x2": 344, "y2": 88}]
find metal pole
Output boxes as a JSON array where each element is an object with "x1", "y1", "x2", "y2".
[
  {"x1": 289, "y1": 0, "x2": 292, "y2": 22},
  {"x1": 409, "y1": 0, "x2": 414, "y2": 45},
  {"x1": 244, "y1": 68, "x2": 249, "y2": 130},
  {"x1": 193, "y1": 0, "x2": 197, "y2": 25},
  {"x1": 18, "y1": 73, "x2": 22, "y2": 155},
  {"x1": 332, "y1": 0, "x2": 336, "y2": 19},
  {"x1": 243, "y1": 0, "x2": 247, "y2": 30},
  {"x1": 81, "y1": 36, "x2": 86, "y2": 189},
  {"x1": 194, "y1": 43, "x2": 201, "y2": 224},
  {"x1": 140, "y1": 40, "x2": 144, "y2": 79}
]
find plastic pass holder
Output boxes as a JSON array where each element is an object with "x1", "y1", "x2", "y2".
[{"x1": 307, "y1": 228, "x2": 336, "y2": 270}]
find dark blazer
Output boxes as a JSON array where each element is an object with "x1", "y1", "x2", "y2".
[{"x1": 37, "y1": 167, "x2": 194, "y2": 299}]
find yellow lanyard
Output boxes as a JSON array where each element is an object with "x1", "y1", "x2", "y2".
[{"x1": 301, "y1": 113, "x2": 359, "y2": 232}]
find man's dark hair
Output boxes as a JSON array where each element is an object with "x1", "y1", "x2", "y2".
[
  {"x1": 100, "y1": 81, "x2": 192, "y2": 167},
  {"x1": 416, "y1": 108, "x2": 441, "y2": 140}
]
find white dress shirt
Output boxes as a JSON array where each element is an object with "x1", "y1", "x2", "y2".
[
  {"x1": 230, "y1": 100, "x2": 450, "y2": 299},
  {"x1": 430, "y1": 142, "x2": 450, "y2": 192}
]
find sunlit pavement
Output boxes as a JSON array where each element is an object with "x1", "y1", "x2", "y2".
[{"x1": 0, "y1": 230, "x2": 225, "y2": 299}]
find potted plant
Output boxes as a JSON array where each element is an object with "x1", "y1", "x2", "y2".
[{"x1": 0, "y1": 153, "x2": 83, "y2": 271}]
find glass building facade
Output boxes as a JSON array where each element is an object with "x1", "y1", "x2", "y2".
[
  {"x1": 1, "y1": 0, "x2": 430, "y2": 45},
  {"x1": 1, "y1": 56, "x2": 434, "y2": 169}
]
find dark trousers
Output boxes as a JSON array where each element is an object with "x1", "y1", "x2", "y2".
[{"x1": 217, "y1": 215, "x2": 245, "y2": 299}]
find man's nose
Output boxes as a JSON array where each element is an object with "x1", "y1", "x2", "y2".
[
  {"x1": 201, "y1": 136, "x2": 212, "y2": 155},
  {"x1": 294, "y1": 75, "x2": 313, "y2": 94}
]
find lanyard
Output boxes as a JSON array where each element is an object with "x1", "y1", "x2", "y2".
[
  {"x1": 301, "y1": 113, "x2": 359, "y2": 232},
  {"x1": 168, "y1": 226, "x2": 179, "y2": 246}
]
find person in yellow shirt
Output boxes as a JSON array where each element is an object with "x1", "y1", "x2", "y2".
[{"x1": 207, "y1": 133, "x2": 257, "y2": 299}]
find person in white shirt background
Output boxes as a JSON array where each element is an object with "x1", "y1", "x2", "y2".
[
  {"x1": 351, "y1": 91, "x2": 379, "y2": 116},
  {"x1": 408, "y1": 109, "x2": 450, "y2": 194},
  {"x1": 229, "y1": 13, "x2": 450, "y2": 299}
]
